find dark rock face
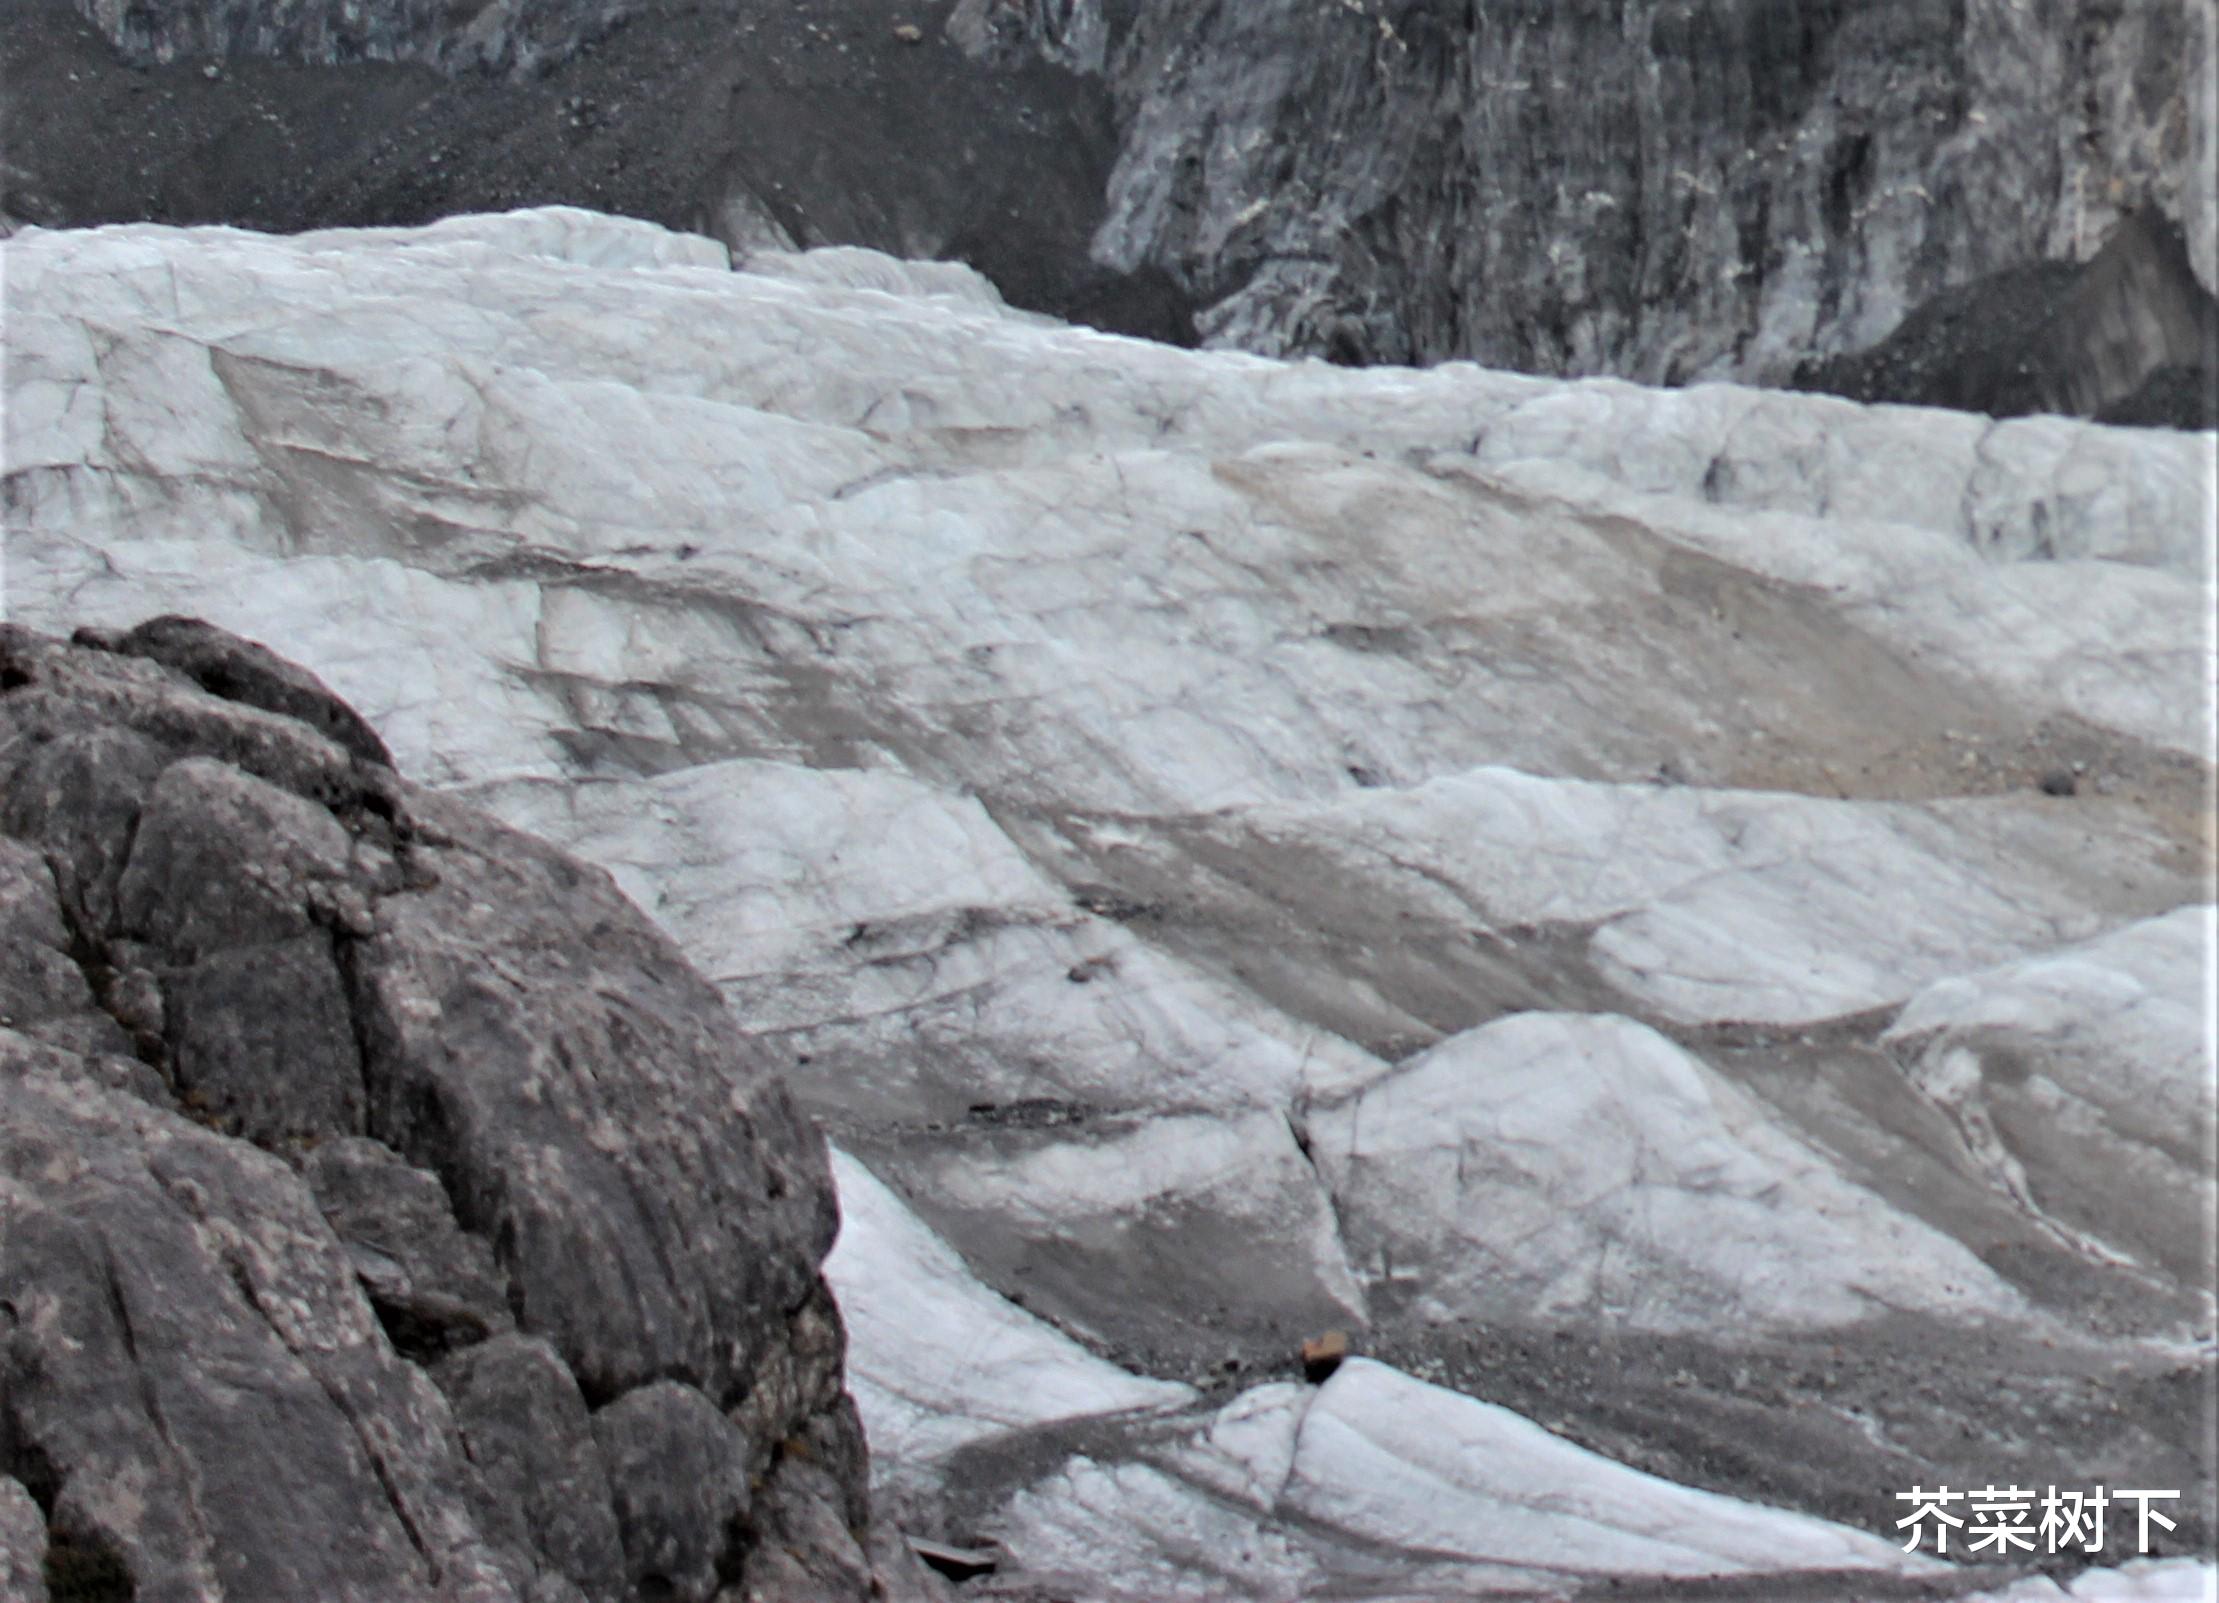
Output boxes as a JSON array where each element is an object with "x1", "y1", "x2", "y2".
[
  {"x1": 0, "y1": 620, "x2": 892, "y2": 1602},
  {"x1": 434, "y1": 1336, "x2": 630, "y2": 1599},
  {"x1": 1796, "y1": 207, "x2": 2219, "y2": 428},
  {"x1": 591, "y1": 1384, "x2": 754, "y2": 1603},
  {"x1": 971, "y1": 0, "x2": 2215, "y2": 412},
  {"x1": 0, "y1": 1478, "x2": 47, "y2": 1602},
  {"x1": 306, "y1": 1138, "x2": 518, "y2": 1358},
  {"x1": 73, "y1": 0, "x2": 634, "y2": 75}
]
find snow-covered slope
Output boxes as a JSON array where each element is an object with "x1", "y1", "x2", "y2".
[{"x1": 4, "y1": 208, "x2": 2214, "y2": 1599}]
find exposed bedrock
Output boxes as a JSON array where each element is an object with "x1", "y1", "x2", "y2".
[
  {"x1": 0, "y1": 620, "x2": 929, "y2": 1602},
  {"x1": 1796, "y1": 206, "x2": 2219, "y2": 428},
  {"x1": 958, "y1": 0, "x2": 2217, "y2": 402}
]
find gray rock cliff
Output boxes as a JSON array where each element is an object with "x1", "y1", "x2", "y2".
[
  {"x1": 0, "y1": 619, "x2": 918, "y2": 1603},
  {"x1": 957, "y1": 0, "x2": 2216, "y2": 401}
]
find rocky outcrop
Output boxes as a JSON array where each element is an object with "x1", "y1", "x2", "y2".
[
  {"x1": 958, "y1": 0, "x2": 2216, "y2": 404},
  {"x1": 1796, "y1": 206, "x2": 2219, "y2": 426},
  {"x1": 0, "y1": 618, "x2": 914, "y2": 1601}
]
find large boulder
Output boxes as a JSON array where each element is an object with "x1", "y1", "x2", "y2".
[{"x1": 0, "y1": 619, "x2": 907, "y2": 1602}]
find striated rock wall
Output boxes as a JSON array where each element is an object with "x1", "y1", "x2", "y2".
[
  {"x1": 956, "y1": 0, "x2": 2217, "y2": 385},
  {"x1": 0, "y1": 618, "x2": 922, "y2": 1602}
]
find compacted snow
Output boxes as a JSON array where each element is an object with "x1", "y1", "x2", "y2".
[{"x1": 4, "y1": 208, "x2": 2212, "y2": 1599}]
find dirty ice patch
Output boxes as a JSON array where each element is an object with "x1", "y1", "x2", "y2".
[
  {"x1": 822, "y1": 1147, "x2": 1193, "y2": 1484},
  {"x1": 993, "y1": 1359, "x2": 1941, "y2": 1600}
]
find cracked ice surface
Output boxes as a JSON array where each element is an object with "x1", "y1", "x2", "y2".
[
  {"x1": 4, "y1": 209, "x2": 2213, "y2": 1598},
  {"x1": 1307, "y1": 1011, "x2": 2028, "y2": 1332},
  {"x1": 996, "y1": 1359, "x2": 1947, "y2": 1601},
  {"x1": 1239, "y1": 765, "x2": 2193, "y2": 1025}
]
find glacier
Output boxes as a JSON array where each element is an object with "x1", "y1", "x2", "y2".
[{"x1": 3, "y1": 207, "x2": 2214, "y2": 1600}]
